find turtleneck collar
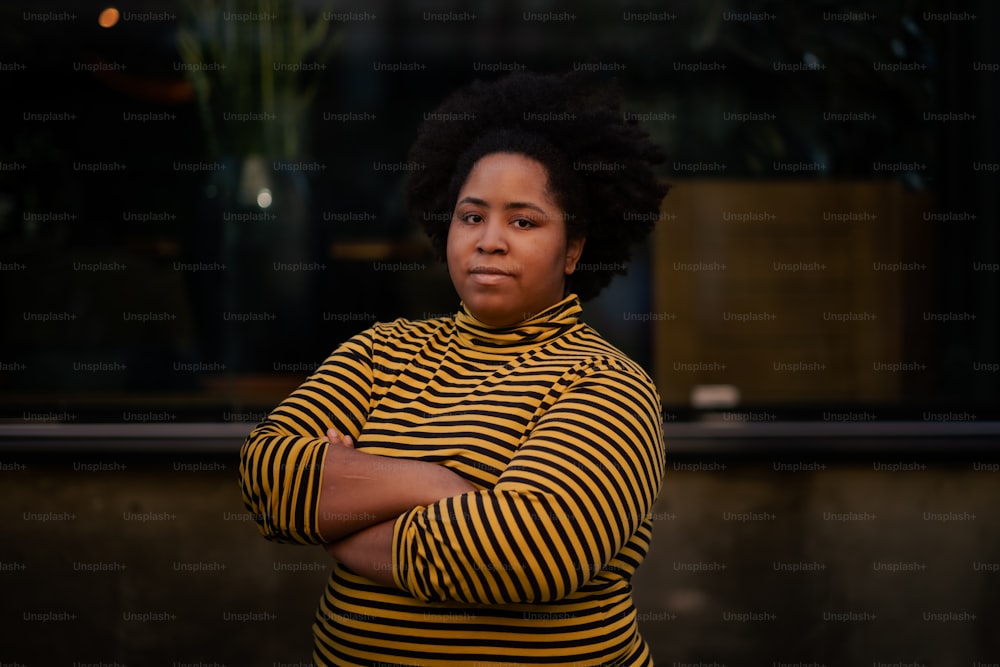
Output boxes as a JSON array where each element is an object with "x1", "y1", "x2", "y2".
[{"x1": 453, "y1": 293, "x2": 583, "y2": 351}]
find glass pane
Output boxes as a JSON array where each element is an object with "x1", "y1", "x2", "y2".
[{"x1": 1, "y1": 0, "x2": 996, "y2": 423}]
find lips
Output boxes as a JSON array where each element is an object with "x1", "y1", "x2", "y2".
[
  {"x1": 469, "y1": 266, "x2": 514, "y2": 276},
  {"x1": 468, "y1": 266, "x2": 515, "y2": 285}
]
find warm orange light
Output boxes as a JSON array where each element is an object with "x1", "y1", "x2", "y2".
[{"x1": 98, "y1": 7, "x2": 120, "y2": 28}]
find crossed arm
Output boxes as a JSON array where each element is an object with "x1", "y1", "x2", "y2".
[
  {"x1": 239, "y1": 345, "x2": 664, "y2": 604},
  {"x1": 318, "y1": 427, "x2": 475, "y2": 586},
  {"x1": 316, "y1": 368, "x2": 664, "y2": 604},
  {"x1": 316, "y1": 427, "x2": 476, "y2": 542},
  {"x1": 237, "y1": 327, "x2": 478, "y2": 551}
]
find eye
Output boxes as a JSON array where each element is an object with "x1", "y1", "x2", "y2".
[
  {"x1": 512, "y1": 218, "x2": 535, "y2": 229},
  {"x1": 460, "y1": 212, "x2": 483, "y2": 224}
]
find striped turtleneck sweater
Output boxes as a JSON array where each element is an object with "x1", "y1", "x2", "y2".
[{"x1": 239, "y1": 294, "x2": 666, "y2": 666}]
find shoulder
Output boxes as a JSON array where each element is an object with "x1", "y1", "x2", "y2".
[
  {"x1": 544, "y1": 324, "x2": 661, "y2": 406},
  {"x1": 323, "y1": 316, "x2": 454, "y2": 362},
  {"x1": 560, "y1": 324, "x2": 654, "y2": 379},
  {"x1": 355, "y1": 316, "x2": 455, "y2": 356},
  {"x1": 369, "y1": 315, "x2": 454, "y2": 341}
]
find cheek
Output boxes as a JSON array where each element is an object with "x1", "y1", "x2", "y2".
[
  {"x1": 445, "y1": 221, "x2": 464, "y2": 270},
  {"x1": 539, "y1": 237, "x2": 571, "y2": 273}
]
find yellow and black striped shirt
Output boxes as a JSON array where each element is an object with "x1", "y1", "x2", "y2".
[{"x1": 239, "y1": 294, "x2": 665, "y2": 666}]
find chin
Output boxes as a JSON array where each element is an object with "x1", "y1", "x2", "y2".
[{"x1": 463, "y1": 292, "x2": 518, "y2": 326}]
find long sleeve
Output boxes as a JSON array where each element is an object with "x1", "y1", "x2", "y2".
[
  {"x1": 239, "y1": 329, "x2": 375, "y2": 544},
  {"x1": 391, "y1": 358, "x2": 665, "y2": 604}
]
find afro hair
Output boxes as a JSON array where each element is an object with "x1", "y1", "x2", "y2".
[{"x1": 405, "y1": 70, "x2": 670, "y2": 301}]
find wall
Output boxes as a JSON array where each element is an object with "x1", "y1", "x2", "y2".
[{"x1": 2, "y1": 436, "x2": 998, "y2": 665}]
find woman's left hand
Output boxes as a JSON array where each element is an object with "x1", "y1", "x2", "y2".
[{"x1": 326, "y1": 426, "x2": 354, "y2": 449}]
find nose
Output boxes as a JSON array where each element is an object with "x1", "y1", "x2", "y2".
[{"x1": 476, "y1": 216, "x2": 508, "y2": 254}]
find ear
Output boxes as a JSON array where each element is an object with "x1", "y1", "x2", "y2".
[{"x1": 564, "y1": 236, "x2": 586, "y2": 275}]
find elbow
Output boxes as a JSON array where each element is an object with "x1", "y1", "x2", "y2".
[
  {"x1": 237, "y1": 457, "x2": 282, "y2": 544},
  {"x1": 237, "y1": 427, "x2": 328, "y2": 546}
]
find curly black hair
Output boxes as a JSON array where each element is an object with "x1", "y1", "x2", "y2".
[{"x1": 405, "y1": 70, "x2": 670, "y2": 302}]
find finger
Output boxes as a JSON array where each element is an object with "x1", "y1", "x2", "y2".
[{"x1": 326, "y1": 427, "x2": 353, "y2": 448}]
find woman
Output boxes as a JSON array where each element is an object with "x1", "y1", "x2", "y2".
[{"x1": 240, "y1": 70, "x2": 670, "y2": 666}]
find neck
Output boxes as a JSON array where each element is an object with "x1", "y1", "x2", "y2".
[{"x1": 453, "y1": 293, "x2": 582, "y2": 351}]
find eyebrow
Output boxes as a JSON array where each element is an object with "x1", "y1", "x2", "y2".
[{"x1": 456, "y1": 196, "x2": 547, "y2": 215}]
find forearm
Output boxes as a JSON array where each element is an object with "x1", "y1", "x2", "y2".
[
  {"x1": 325, "y1": 519, "x2": 397, "y2": 587},
  {"x1": 317, "y1": 444, "x2": 477, "y2": 541},
  {"x1": 394, "y1": 487, "x2": 590, "y2": 604}
]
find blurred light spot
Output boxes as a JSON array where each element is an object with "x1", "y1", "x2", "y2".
[
  {"x1": 98, "y1": 7, "x2": 120, "y2": 28},
  {"x1": 691, "y1": 384, "x2": 740, "y2": 410},
  {"x1": 257, "y1": 188, "x2": 273, "y2": 209},
  {"x1": 891, "y1": 38, "x2": 906, "y2": 58},
  {"x1": 666, "y1": 588, "x2": 710, "y2": 613},
  {"x1": 803, "y1": 52, "x2": 822, "y2": 68},
  {"x1": 901, "y1": 171, "x2": 927, "y2": 191}
]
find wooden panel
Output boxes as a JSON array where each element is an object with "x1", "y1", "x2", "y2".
[{"x1": 652, "y1": 180, "x2": 933, "y2": 405}]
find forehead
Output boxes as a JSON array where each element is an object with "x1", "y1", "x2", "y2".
[{"x1": 462, "y1": 152, "x2": 550, "y2": 184}]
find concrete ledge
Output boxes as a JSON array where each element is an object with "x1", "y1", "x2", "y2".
[{"x1": 1, "y1": 421, "x2": 998, "y2": 453}]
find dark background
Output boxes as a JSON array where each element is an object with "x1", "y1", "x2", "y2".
[
  {"x1": 1, "y1": 0, "x2": 997, "y2": 420},
  {"x1": 1, "y1": 1, "x2": 999, "y2": 665}
]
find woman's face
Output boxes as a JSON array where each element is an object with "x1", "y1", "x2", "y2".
[{"x1": 447, "y1": 152, "x2": 585, "y2": 328}]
